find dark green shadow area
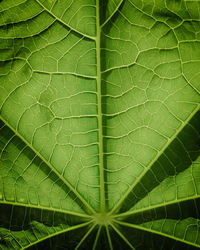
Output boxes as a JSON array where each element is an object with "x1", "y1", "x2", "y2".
[
  {"x1": 0, "y1": 203, "x2": 91, "y2": 249},
  {"x1": 114, "y1": 216, "x2": 200, "y2": 250}
]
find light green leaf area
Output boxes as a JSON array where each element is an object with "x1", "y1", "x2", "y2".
[{"x1": 0, "y1": 0, "x2": 200, "y2": 249}]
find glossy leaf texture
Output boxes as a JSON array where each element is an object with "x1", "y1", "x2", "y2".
[{"x1": 0, "y1": 0, "x2": 200, "y2": 249}]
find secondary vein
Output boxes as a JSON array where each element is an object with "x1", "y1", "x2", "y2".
[
  {"x1": 0, "y1": 115, "x2": 96, "y2": 215},
  {"x1": 110, "y1": 104, "x2": 200, "y2": 214}
]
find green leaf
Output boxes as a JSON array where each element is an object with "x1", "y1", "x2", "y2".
[{"x1": 0, "y1": 0, "x2": 200, "y2": 249}]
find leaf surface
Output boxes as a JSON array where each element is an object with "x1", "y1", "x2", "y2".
[{"x1": 0, "y1": 0, "x2": 200, "y2": 249}]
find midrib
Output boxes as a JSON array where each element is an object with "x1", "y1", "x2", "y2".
[{"x1": 96, "y1": 0, "x2": 106, "y2": 213}]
